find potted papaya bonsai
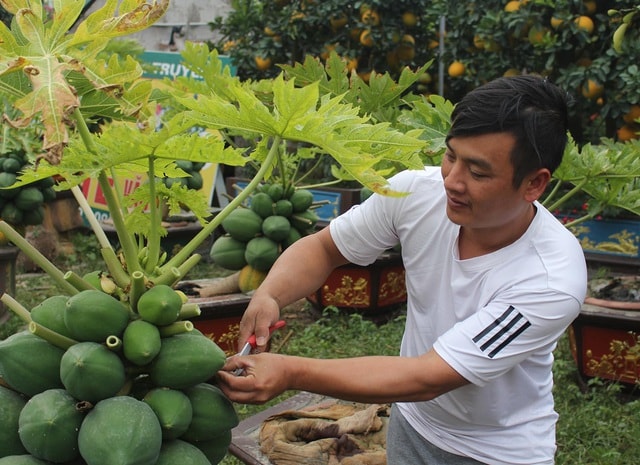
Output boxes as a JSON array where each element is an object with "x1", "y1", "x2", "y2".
[{"x1": 0, "y1": 1, "x2": 428, "y2": 464}]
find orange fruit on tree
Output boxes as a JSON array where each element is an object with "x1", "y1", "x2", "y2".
[
  {"x1": 264, "y1": 26, "x2": 276, "y2": 36},
  {"x1": 550, "y1": 16, "x2": 564, "y2": 29},
  {"x1": 254, "y1": 56, "x2": 272, "y2": 71},
  {"x1": 583, "y1": 0, "x2": 597, "y2": 15},
  {"x1": 504, "y1": 1, "x2": 521, "y2": 12},
  {"x1": 528, "y1": 25, "x2": 548, "y2": 45},
  {"x1": 503, "y1": 68, "x2": 520, "y2": 77},
  {"x1": 623, "y1": 104, "x2": 640, "y2": 124},
  {"x1": 616, "y1": 125, "x2": 639, "y2": 141},
  {"x1": 396, "y1": 43, "x2": 415, "y2": 61},
  {"x1": 581, "y1": 79, "x2": 603, "y2": 99},
  {"x1": 574, "y1": 15, "x2": 594, "y2": 34},
  {"x1": 330, "y1": 13, "x2": 348, "y2": 31},
  {"x1": 402, "y1": 12, "x2": 418, "y2": 27},
  {"x1": 361, "y1": 9, "x2": 380, "y2": 26},
  {"x1": 428, "y1": 39, "x2": 440, "y2": 50},
  {"x1": 448, "y1": 61, "x2": 466, "y2": 78},
  {"x1": 360, "y1": 30, "x2": 374, "y2": 47}
]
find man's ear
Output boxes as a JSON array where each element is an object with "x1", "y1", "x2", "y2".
[{"x1": 524, "y1": 168, "x2": 551, "y2": 202}]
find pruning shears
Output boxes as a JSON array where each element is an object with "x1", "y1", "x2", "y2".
[{"x1": 233, "y1": 319, "x2": 286, "y2": 375}]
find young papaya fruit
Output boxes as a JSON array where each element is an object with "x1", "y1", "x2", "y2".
[
  {"x1": 155, "y1": 440, "x2": 210, "y2": 465},
  {"x1": 29, "y1": 295, "x2": 73, "y2": 339},
  {"x1": 274, "y1": 199, "x2": 293, "y2": 217},
  {"x1": 78, "y1": 396, "x2": 162, "y2": 465},
  {"x1": 261, "y1": 215, "x2": 291, "y2": 242},
  {"x1": 143, "y1": 388, "x2": 193, "y2": 440},
  {"x1": 290, "y1": 209, "x2": 319, "y2": 233},
  {"x1": 60, "y1": 342, "x2": 126, "y2": 403},
  {"x1": 64, "y1": 290, "x2": 130, "y2": 342},
  {"x1": 244, "y1": 236, "x2": 280, "y2": 271},
  {"x1": 122, "y1": 320, "x2": 162, "y2": 366},
  {"x1": 0, "y1": 386, "x2": 27, "y2": 457},
  {"x1": 249, "y1": 192, "x2": 275, "y2": 218},
  {"x1": 137, "y1": 284, "x2": 182, "y2": 326},
  {"x1": 190, "y1": 430, "x2": 232, "y2": 465},
  {"x1": 289, "y1": 188, "x2": 314, "y2": 212},
  {"x1": 149, "y1": 333, "x2": 226, "y2": 389},
  {"x1": 0, "y1": 331, "x2": 64, "y2": 397},
  {"x1": 283, "y1": 226, "x2": 302, "y2": 249},
  {"x1": 13, "y1": 187, "x2": 44, "y2": 211},
  {"x1": 18, "y1": 389, "x2": 84, "y2": 463},
  {"x1": 181, "y1": 383, "x2": 239, "y2": 442},
  {"x1": 0, "y1": 455, "x2": 51, "y2": 464},
  {"x1": 209, "y1": 235, "x2": 247, "y2": 270},
  {"x1": 221, "y1": 208, "x2": 263, "y2": 242}
]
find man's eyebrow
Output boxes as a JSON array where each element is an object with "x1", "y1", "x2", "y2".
[{"x1": 445, "y1": 141, "x2": 493, "y2": 171}]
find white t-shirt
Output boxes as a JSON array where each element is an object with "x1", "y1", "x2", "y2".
[{"x1": 329, "y1": 167, "x2": 587, "y2": 465}]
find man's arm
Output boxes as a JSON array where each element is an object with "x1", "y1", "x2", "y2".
[
  {"x1": 237, "y1": 227, "x2": 350, "y2": 351},
  {"x1": 217, "y1": 348, "x2": 469, "y2": 404}
]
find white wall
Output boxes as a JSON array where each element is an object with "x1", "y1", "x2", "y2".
[{"x1": 81, "y1": 0, "x2": 232, "y2": 51}]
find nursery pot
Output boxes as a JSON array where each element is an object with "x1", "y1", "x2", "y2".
[{"x1": 0, "y1": 246, "x2": 19, "y2": 320}]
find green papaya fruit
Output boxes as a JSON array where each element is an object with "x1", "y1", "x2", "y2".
[
  {"x1": 29, "y1": 295, "x2": 72, "y2": 339},
  {"x1": 122, "y1": 320, "x2": 161, "y2": 366},
  {"x1": 64, "y1": 290, "x2": 130, "y2": 342},
  {"x1": 182, "y1": 383, "x2": 239, "y2": 442},
  {"x1": 78, "y1": 396, "x2": 162, "y2": 465},
  {"x1": 0, "y1": 456, "x2": 51, "y2": 465},
  {"x1": 20, "y1": 205, "x2": 45, "y2": 226},
  {"x1": 149, "y1": 333, "x2": 226, "y2": 389},
  {"x1": 290, "y1": 209, "x2": 319, "y2": 233},
  {"x1": 289, "y1": 188, "x2": 314, "y2": 212},
  {"x1": 221, "y1": 208, "x2": 263, "y2": 242},
  {"x1": 155, "y1": 440, "x2": 210, "y2": 465},
  {"x1": 0, "y1": 331, "x2": 64, "y2": 397},
  {"x1": 13, "y1": 187, "x2": 44, "y2": 211},
  {"x1": 261, "y1": 215, "x2": 291, "y2": 242},
  {"x1": 0, "y1": 386, "x2": 27, "y2": 457},
  {"x1": 191, "y1": 430, "x2": 232, "y2": 465},
  {"x1": 60, "y1": 342, "x2": 126, "y2": 403},
  {"x1": 209, "y1": 235, "x2": 247, "y2": 271},
  {"x1": 136, "y1": 284, "x2": 182, "y2": 326},
  {"x1": 0, "y1": 172, "x2": 18, "y2": 198},
  {"x1": 274, "y1": 199, "x2": 293, "y2": 217},
  {"x1": 283, "y1": 226, "x2": 302, "y2": 249},
  {"x1": 266, "y1": 183, "x2": 284, "y2": 201},
  {"x1": 244, "y1": 236, "x2": 280, "y2": 271},
  {"x1": 249, "y1": 192, "x2": 274, "y2": 218},
  {"x1": 143, "y1": 388, "x2": 193, "y2": 440},
  {"x1": 18, "y1": 389, "x2": 83, "y2": 463},
  {"x1": 187, "y1": 171, "x2": 203, "y2": 190}
]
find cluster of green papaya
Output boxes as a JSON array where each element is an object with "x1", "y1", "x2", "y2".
[
  {"x1": 161, "y1": 160, "x2": 205, "y2": 191},
  {"x1": 0, "y1": 151, "x2": 56, "y2": 228},
  {"x1": 210, "y1": 183, "x2": 319, "y2": 273},
  {"x1": 0, "y1": 277, "x2": 237, "y2": 465}
]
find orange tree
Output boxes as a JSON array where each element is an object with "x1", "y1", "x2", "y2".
[
  {"x1": 210, "y1": 0, "x2": 639, "y2": 145},
  {"x1": 435, "y1": 0, "x2": 640, "y2": 144},
  {"x1": 208, "y1": 0, "x2": 445, "y2": 87}
]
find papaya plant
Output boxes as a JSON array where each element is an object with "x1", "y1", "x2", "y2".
[{"x1": 0, "y1": 1, "x2": 427, "y2": 463}]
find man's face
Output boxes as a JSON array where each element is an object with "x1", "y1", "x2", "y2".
[{"x1": 441, "y1": 132, "x2": 533, "y2": 232}]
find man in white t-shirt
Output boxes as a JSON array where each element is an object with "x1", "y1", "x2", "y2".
[{"x1": 218, "y1": 75, "x2": 587, "y2": 464}]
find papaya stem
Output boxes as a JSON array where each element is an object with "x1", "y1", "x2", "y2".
[
  {"x1": 0, "y1": 293, "x2": 31, "y2": 323},
  {"x1": 178, "y1": 302, "x2": 201, "y2": 320},
  {"x1": 176, "y1": 253, "x2": 201, "y2": 281},
  {"x1": 153, "y1": 266, "x2": 182, "y2": 287},
  {"x1": 100, "y1": 247, "x2": 131, "y2": 289},
  {"x1": 129, "y1": 270, "x2": 146, "y2": 313},
  {"x1": 28, "y1": 321, "x2": 77, "y2": 349},
  {"x1": 158, "y1": 320, "x2": 194, "y2": 337},
  {"x1": 97, "y1": 171, "x2": 142, "y2": 274},
  {"x1": 70, "y1": 185, "x2": 112, "y2": 250},
  {"x1": 145, "y1": 156, "x2": 162, "y2": 274},
  {"x1": 64, "y1": 271, "x2": 95, "y2": 293},
  {"x1": 106, "y1": 335, "x2": 122, "y2": 351},
  {"x1": 162, "y1": 137, "x2": 281, "y2": 271},
  {"x1": 0, "y1": 221, "x2": 78, "y2": 295}
]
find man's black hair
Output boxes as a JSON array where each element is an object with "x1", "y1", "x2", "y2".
[{"x1": 446, "y1": 75, "x2": 571, "y2": 188}]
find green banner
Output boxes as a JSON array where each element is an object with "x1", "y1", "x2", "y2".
[{"x1": 140, "y1": 50, "x2": 236, "y2": 80}]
